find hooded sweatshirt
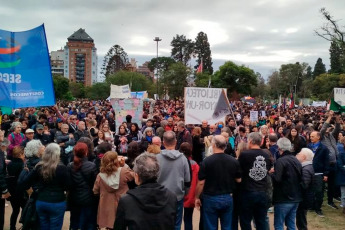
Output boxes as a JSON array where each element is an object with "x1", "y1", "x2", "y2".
[
  {"x1": 114, "y1": 182, "x2": 177, "y2": 230},
  {"x1": 156, "y1": 149, "x2": 190, "y2": 201}
]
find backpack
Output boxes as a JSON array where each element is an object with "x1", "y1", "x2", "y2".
[{"x1": 11, "y1": 132, "x2": 24, "y2": 140}]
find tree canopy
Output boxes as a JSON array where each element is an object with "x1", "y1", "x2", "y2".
[{"x1": 194, "y1": 32, "x2": 213, "y2": 74}]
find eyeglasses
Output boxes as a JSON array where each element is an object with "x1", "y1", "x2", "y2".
[{"x1": 71, "y1": 118, "x2": 77, "y2": 120}]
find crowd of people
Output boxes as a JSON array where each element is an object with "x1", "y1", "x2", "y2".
[{"x1": 0, "y1": 99, "x2": 344, "y2": 230}]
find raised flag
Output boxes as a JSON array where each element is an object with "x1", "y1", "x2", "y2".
[
  {"x1": 289, "y1": 93, "x2": 294, "y2": 108},
  {"x1": 330, "y1": 99, "x2": 345, "y2": 113},
  {"x1": 0, "y1": 24, "x2": 55, "y2": 108},
  {"x1": 196, "y1": 60, "x2": 203, "y2": 74}
]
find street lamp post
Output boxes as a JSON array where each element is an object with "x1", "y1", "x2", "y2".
[{"x1": 153, "y1": 37, "x2": 161, "y2": 97}]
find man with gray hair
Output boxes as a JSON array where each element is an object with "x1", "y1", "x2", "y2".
[
  {"x1": 195, "y1": 135, "x2": 241, "y2": 229},
  {"x1": 296, "y1": 148, "x2": 315, "y2": 230},
  {"x1": 238, "y1": 132, "x2": 272, "y2": 230},
  {"x1": 114, "y1": 153, "x2": 176, "y2": 230},
  {"x1": 157, "y1": 131, "x2": 190, "y2": 230},
  {"x1": 176, "y1": 121, "x2": 192, "y2": 150},
  {"x1": 271, "y1": 138, "x2": 302, "y2": 230}
]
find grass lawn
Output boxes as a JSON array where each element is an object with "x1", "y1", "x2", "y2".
[{"x1": 306, "y1": 202, "x2": 345, "y2": 230}]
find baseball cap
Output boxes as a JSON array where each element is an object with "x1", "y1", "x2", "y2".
[
  {"x1": 57, "y1": 118, "x2": 63, "y2": 123},
  {"x1": 36, "y1": 124, "x2": 44, "y2": 130},
  {"x1": 25, "y1": 129, "x2": 34, "y2": 134}
]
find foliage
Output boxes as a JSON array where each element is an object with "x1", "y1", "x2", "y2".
[
  {"x1": 85, "y1": 83, "x2": 109, "y2": 100},
  {"x1": 251, "y1": 72, "x2": 270, "y2": 100},
  {"x1": 267, "y1": 71, "x2": 281, "y2": 98},
  {"x1": 194, "y1": 72, "x2": 213, "y2": 87},
  {"x1": 194, "y1": 32, "x2": 213, "y2": 74},
  {"x1": 106, "y1": 71, "x2": 153, "y2": 95},
  {"x1": 329, "y1": 41, "x2": 344, "y2": 74},
  {"x1": 312, "y1": 73, "x2": 345, "y2": 100},
  {"x1": 171, "y1": 35, "x2": 195, "y2": 65},
  {"x1": 147, "y1": 57, "x2": 176, "y2": 72},
  {"x1": 69, "y1": 82, "x2": 85, "y2": 98},
  {"x1": 53, "y1": 75, "x2": 70, "y2": 100},
  {"x1": 102, "y1": 45, "x2": 129, "y2": 77},
  {"x1": 313, "y1": 58, "x2": 326, "y2": 77},
  {"x1": 213, "y1": 61, "x2": 257, "y2": 96},
  {"x1": 160, "y1": 62, "x2": 191, "y2": 98}
]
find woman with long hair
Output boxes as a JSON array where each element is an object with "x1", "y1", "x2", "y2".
[
  {"x1": 21, "y1": 143, "x2": 70, "y2": 230},
  {"x1": 114, "y1": 125, "x2": 131, "y2": 151},
  {"x1": 93, "y1": 130, "x2": 106, "y2": 148},
  {"x1": 128, "y1": 123, "x2": 142, "y2": 142},
  {"x1": 286, "y1": 128, "x2": 306, "y2": 155},
  {"x1": 275, "y1": 125, "x2": 285, "y2": 139},
  {"x1": 101, "y1": 124, "x2": 114, "y2": 145},
  {"x1": 93, "y1": 151, "x2": 134, "y2": 229},
  {"x1": 68, "y1": 142, "x2": 98, "y2": 230}
]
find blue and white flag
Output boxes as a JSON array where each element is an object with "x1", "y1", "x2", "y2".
[{"x1": 0, "y1": 24, "x2": 55, "y2": 108}]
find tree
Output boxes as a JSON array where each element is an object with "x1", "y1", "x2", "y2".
[
  {"x1": 194, "y1": 72, "x2": 214, "y2": 87},
  {"x1": 69, "y1": 82, "x2": 85, "y2": 98},
  {"x1": 329, "y1": 41, "x2": 344, "y2": 73},
  {"x1": 312, "y1": 73, "x2": 345, "y2": 100},
  {"x1": 267, "y1": 71, "x2": 281, "y2": 98},
  {"x1": 213, "y1": 61, "x2": 257, "y2": 96},
  {"x1": 313, "y1": 58, "x2": 326, "y2": 77},
  {"x1": 106, "y1": 71, "x2": 153, "y2": 93},
  {"x1": 279, "y1": 62, "x2": 309, "y2": 96},
  {"x1": 251, "y1": 72, "x2": 270, "y2": 100},
  {"x1": 148, "y1": 57, "x2": 176, "y2": 73},
  {"x1": 171, "y1": 34, "x2": 195, "y2": 65},
  {"x1": 53, "y1": 75, "x2": 70, "y2": 100},
  {"x1": 194, "y1": 32, "x2": 213, "y2": 74},
  {"x1": 160, "y1": 62, "x2": 191, "y2": 98},
  {"x1": 102, "y1": 45, "x2": 129, "y2": 77},
  {"x1": 85, "y1": 82, "x2": 109, "y2": 100},
  {"x1": 315, "y1": 8, "x2": 344, "y2": 43},
  {"x1": 306, "y1": 66, "x2": 313, "y2": 79}
]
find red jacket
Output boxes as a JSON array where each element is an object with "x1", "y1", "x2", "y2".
[{"x1": 183, "y1": 158, "x2": 199, "y2": 208}]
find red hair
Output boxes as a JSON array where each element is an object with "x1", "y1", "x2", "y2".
[{"x1": 73, "y1": 142, "x2": 88, "y2": 171}]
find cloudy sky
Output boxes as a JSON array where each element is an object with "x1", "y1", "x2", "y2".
[{"x1": 1, "y1": 0, "x2": 344, "y2": 79}]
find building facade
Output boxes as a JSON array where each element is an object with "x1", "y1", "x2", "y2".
[
  {"x1": 64, "y1": 28, "x2": 97, "y2": 86},
  {"x1": 50, "y1": 49, "x2": 65, "y2": 75}
]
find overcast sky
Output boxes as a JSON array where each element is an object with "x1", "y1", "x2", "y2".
[{"x1": 1, "y1": 0, "x2": 344, "y2": 79}]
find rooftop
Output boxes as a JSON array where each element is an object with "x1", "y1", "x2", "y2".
[{"x1": 68, "y1": 28, "x2": 94, "y2": 42}]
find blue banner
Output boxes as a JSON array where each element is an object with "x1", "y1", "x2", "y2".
[{"x1": 0, "y1": 24, "x2": 55, "y2": 108}]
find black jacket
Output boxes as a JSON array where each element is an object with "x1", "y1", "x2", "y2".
[
  {"x1": 6, "y1": 158, "x2": 24, "y2": 197},
  {"x1": 20, "y1": 164, "x2": 71, "y2": 203},
  {"x1": 55, "y1": 131, "x2": 75, "y2": 155},
  {"x1": 67, "y1": 158, "x2": 98, "y2": 206},
  {"x1": 74, "y1": 129, "x2": 90, "y2": 142},
  {"x1": 0, "y1": 150, "x2": 8, "y2": 194},
  {"x1": 114, "y1": 182, "x2": 177, "y2": 230},
  {"x1": 34, "y1": 133, "x2": 51, "y2": 146},
  {"x1": 299, "y1": 162, "x2": 315, "y2": 210},
  {"x1": 272, "y1": 151, "x2": 302, "y2": 204},
  {"x1": 308, "y1": 142, "x2": 330, "y2": 176}
]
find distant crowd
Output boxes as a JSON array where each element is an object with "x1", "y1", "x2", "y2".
[{"x1": 0, "y1": 99, "x2": 344, "y2": 230}]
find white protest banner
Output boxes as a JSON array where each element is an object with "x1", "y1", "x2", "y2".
[
  {"x1": 110, "y1": 98, "x2": 143, "y2": 128},
  {"x1": 261, "y1": 111, "x2": 266, "y2": 117},
  {"x1": 212, "y1": 89, "x2": 231, "y2": 120},
  {"x1": 184, "y1": 87, "x2": 225, "y2": 124},
  {"x1": 334, "y1": 88, "x2": 345, "y2": 106},
  {"x1": 312, "y1": 101, "x2": 327, "y2": 107},
  {"x1": 110, "y1": 84, "x2": 131, "y2": 99},
  {"x1": 250, "y1": 111, "x2": 259, "y2": 122}
]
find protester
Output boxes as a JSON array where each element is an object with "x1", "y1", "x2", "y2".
[
  {"x1": 271, "y1": 138, "x2": 302, "y2": 230},
  {"x1": 179, "y1": 142, "x2": 199, "y2": 230},
  {"x1": 93, "y1": 151, "x2": 134, "y2": 229},
  {"x1": 7, "y1": 122, "x2": 25, "y2": 159},
  {"x1": 74, "y1": 121, "x2": 90, "y2": 142},
  {"x1": 320, "y1": 111, "x2": 341, "y2": 209},
  {"x1": 286, "y1": 128, "x2": 306, "y2": 155},
  {"x1": 157, "y1": 131, "x2": 191, "y2": 230},
  {"x1": 24, "y1": 139, "x2": 45, "y2": 171},
  {"x1": 195, "y1": 135, "x2": 241, "y2": 230},
  {"x1": 192, "y1": 127, "x2": 204, "y2": 164},
  {"x1": 20, "y1": 143, "x2": 70, "y2": 230},
  {"x1": 21, "y1": 129, "x2": 35, "y2": 148},
  {"x1": 176, "y1": 121, "x2": 192, "y2": 150},
  {"x1": 238, "y1": 132, "x2": 272, "y2": 230},
  {"x1": 114, "y1": 153, "x2": 176, "y2": 230},
  {"x1": 6, "y1": 146, "x2": 26, "y2": 230},
  {"x1": 34, "y1": 124, "x2": 51, "y2": 146},
  {"x1": 0, "y1": 132, "x2": 10, "y2": 230},
  {"x1": 336, "y1": 136, "x2": 345, "y2": 214},
  {"x1": 56, "y1": 124, "x2": 76, "y2": 165},
  {"x1": 308, "y1": 131, "x2": 329, "y2": 217},
  {"x1": 68, "y1": 142, "x2": 98, "y2": 230},
  {"x1": 296, "y1": 148, "x2": 315, "y2": 230},
  {"x1": 93, "y1": 130, "x2": 105, "y2": 148}
]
